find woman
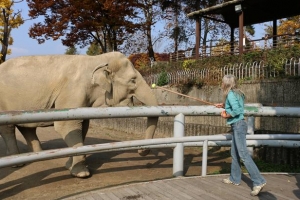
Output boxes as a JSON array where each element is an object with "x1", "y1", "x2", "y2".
[{"x1": 215, "y1": 74, "x2": 266, "y2": 196}]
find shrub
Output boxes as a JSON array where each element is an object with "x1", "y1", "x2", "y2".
[
  {"x1": 176, "y1": 78, "x2": 205, "y2": 94},
  {"x1": 157, "y1": 71, "x2": 169, "y2": 86},
  {"x1": 182, "y1": 59, "x2": 196, "y2": 70}
]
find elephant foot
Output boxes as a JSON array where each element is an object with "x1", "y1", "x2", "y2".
[
  {"x1": 138, "y1": 149, "x2": 151, "y2": 156},
  {"x1": 12, "y1": 163, "x2": 25, "y2": 168},
  {"x1": 69, "y1": 161, "x2": 90, "y2": 178},
  {"x1": 65, "y1": 157, "x2": 73, "y2": 170}
]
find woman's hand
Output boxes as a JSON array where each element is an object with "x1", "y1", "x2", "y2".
[
  {"x1": 215, "y1": 103, "x2": 224, "y2": 108},
  {"x1": 221, "y1": 110, "x2": 231, "y2": 118}
]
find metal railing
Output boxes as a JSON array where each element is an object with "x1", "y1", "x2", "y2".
[
  {"x1": 0, "y1": 105, "x2": 300, "y2": 177},
  {"x1": 169, "y1": 34, "x2": 299, "y2": 62},
  {"x1": 144, "y1": 58, "x2": 300, "y2": 85}
]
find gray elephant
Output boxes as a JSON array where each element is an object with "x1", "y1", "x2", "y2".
[{"x1": 0, "y1": 52, "x2": 158, "y2": 178}]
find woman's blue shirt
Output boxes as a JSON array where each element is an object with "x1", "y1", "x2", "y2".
[{"x1": 225, "y1": 90, "x2": 245, "y2": 125}]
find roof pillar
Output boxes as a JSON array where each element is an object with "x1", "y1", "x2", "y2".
[
  {"x1": 195, "y1": 17, "x2": 201, "y2": 59},
  {"x1": 238, "y1": 10, "x2": 244, "y2": 54}
]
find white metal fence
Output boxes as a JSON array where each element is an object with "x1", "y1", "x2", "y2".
[
  {"x1": 144, "y1": 58, "x2": 300, "y2": 85},
  {"x1": 0, "y1": 105, "x2": 300, "y2": 177}
]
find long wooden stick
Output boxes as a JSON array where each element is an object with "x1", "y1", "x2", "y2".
[{"x1": 153, "y1": 85, "x2": 215, "y2": 105}]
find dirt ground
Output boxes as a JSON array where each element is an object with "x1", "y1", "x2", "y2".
[{"x1": 0, "y1": 122, "x2": 231, "y2": 200}]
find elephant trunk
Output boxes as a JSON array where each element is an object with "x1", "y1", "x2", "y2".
[{"x1": 133, "y1": 71, "x2": 159, "y2": 156}]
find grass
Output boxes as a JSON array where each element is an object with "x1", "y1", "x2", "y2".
[
  {"x1": 255, "y1": 159, "x2": 300, "y2": 173},
  {"x1": 208, "y1": 149, "x2": 300, "y2": 175}
]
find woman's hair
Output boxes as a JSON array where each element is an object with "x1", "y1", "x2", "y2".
[{"x1": 221, "y1": 74, "x2": 245, "y2": 100}]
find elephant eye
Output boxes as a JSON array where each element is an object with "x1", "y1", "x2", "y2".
[{"x1": 130, "y1": 78, "x2": 136, "y2": 84}]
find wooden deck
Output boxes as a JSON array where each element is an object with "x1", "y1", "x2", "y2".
[{"x1": 62, "y1": 173, "x2": 300, "y2": 200}]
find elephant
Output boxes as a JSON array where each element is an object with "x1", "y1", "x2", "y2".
[{"x1": 0, "y1": 52, "x2": 158, "y2": 178}]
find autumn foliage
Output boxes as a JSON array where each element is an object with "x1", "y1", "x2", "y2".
[
  {"x1": 27, "y1": 0, "x2": 141, "y2": 52},
  {"x1": 0, "y1": 0, "x2": 24, "y2": 62},
  {"x1": 128, "y1": 53, "x2": 169, "y2": 75}
]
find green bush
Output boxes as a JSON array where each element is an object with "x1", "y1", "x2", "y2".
[{"x1": 157, "y1": 71, "x2": 169, "y2": 86}]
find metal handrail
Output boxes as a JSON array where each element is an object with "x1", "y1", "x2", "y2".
[
  {"x1": 0, "y1": 131, "x2": 299, "y2": 176},
  {"x1": 2, "y1": 105, "x2": 300, "y2": 125},
  {"x1": 169, "y1": 34, "x2": 299, "y2": 62},
  {"x1": 1, "y1": 105, "x2": 300, "y2": 177}
]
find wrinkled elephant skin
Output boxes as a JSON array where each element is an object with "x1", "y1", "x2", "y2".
[{"x1": 0, "y1": 52, "x2": 158, "y2": 178}]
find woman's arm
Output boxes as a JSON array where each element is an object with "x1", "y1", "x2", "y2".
[{"x1": 215, "y1": 103, "x2": 224, "y2": 108}]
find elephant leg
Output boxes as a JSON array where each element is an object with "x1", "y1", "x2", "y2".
[
  {"x1": 82, "y1": 120, "x2": 90, "y2": 141},
  {"x1": 0, "y1": 125, "x2": 25, "y2": 167},
  {"x1": 0, "y1": 125, "x2": 19, "y2": 155},
  {"x1": 138, "y1": 117, "x2": 158, "y2": 156},
  {"x1": 55, "y1": 121, "x2": 90, "y2": 178},
  {"x1": 16, "y1": 126, "x2": 42, "y2": 152},
  {"x1": 65, "y1": 120, "x2": 90, "y2": 172}
]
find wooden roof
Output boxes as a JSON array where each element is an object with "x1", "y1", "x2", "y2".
[{"x1": 187, "y1": 0, "x2": 300, "y2": 28}]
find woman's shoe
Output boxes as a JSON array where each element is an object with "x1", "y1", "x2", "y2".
[
  {"x1": 250, "y1": 183, "x2": 266, "y2": 196},
  {"x1": 222, "y1": 178, "x2": 240, "y2": 186}
]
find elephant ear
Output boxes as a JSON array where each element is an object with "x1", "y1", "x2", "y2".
[{"x1": 91, "y1": 63, "x2": 113, "y2": 93}]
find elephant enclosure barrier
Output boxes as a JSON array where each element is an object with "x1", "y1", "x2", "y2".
[{"x1": 0, "y1": 106, "x2": 300, "y2": 177}]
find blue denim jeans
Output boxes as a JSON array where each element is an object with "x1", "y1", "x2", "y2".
[{"x1": 229, "y1": 119, "x2": 266, "y2": 186}]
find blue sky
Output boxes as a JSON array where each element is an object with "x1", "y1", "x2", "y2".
[
  {"x1": 8, "y1": 1, "x2": 267, "y2": 59},
  {"x1": 8, "y1": 1, "x2": 73, "y2": 59},
  {"x1": 9, "y1": 1, "x2": 92, "y2": 59}
]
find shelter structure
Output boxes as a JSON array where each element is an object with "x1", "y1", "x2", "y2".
[{"x1": 187, "y1": 0, "x2": 300, "y2": 57}]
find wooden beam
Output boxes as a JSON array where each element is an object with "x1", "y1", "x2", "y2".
[{"x1": 187, "y1": 0, "x2": 243, "y2": 17}]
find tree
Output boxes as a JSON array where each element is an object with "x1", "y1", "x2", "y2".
[
  {"x1": 86, "y1": 41, "x2": 102, "y2": 56},
  {"x1": 0, "y1": 0, "x2": 24, "y2": 63},
  {"x1": 186, "y1": 1, "x2": 231, "y2": 52},
  {"x1": 160, "y1": 0, "x2": 184, "y2": 53},
  {"x1": 159, "y1": 0, "x2": 234, "y2": 55},
  {"x1": 128, "y1": 52, "x2": 169, "y2": 74},
  {"x1": 121, "y1": 30, "x2": 148, "y2": 55},
  {"x1": 264, "y1": 16, "x2": 300, "y2": 36},
  {"x1": 161, "y1": 13, "x2": 194, "y2": 53},
  {"x1": 65, "y1": 46, "x2": 79, "y2": 55},
  {"x1": 278, "y1": 16, "x2": 300, "y2": 35},
  {"x1": 264, "y1": 16, "x2": 300, "y2": 47},
  {"x1": 27, "y1": 0, "x2": 141, "y2": 53},
  {"x1": 136, "y1": 0, "x2": 163, "y2": 61}
]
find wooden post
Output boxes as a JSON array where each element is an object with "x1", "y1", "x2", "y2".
[
  {"x1": 230, "y1": 26, "x2": 234, "y2": 54},
  {"x1": 273, "y1": 19, "x2": 277, "y2": 47},
  {"x1": 195, "y1": 17, "x2": 201, "y2": 59},
  {"x1": 239, "y1": 11, "x2": 244, "y2": 54}
]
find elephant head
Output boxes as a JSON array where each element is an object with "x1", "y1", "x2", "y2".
[{"x1": 91, "y1": 52, "x2": 158, "y2": 156}]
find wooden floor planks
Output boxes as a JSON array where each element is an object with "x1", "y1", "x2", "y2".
[{"x1": 63, "y1": 174, "x2": 300, "y2": 200}]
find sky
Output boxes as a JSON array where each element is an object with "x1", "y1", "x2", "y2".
[
  {"x1": 8, "y1": 1, "x2": 267, "y2": 60},
  {"x1": 8, "y1": 1, "x2": 72, "y2": 59}
]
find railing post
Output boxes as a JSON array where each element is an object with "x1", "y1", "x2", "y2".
[
  {"x1": 247, "y1": 116, "x2": 255, "y2": 156},
  {"x1": 173, "y1": 113, "x2": 185, "y2": 177},
  {"x1": 202, "y1": 140, "x2": 208, "y2": 177}
]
